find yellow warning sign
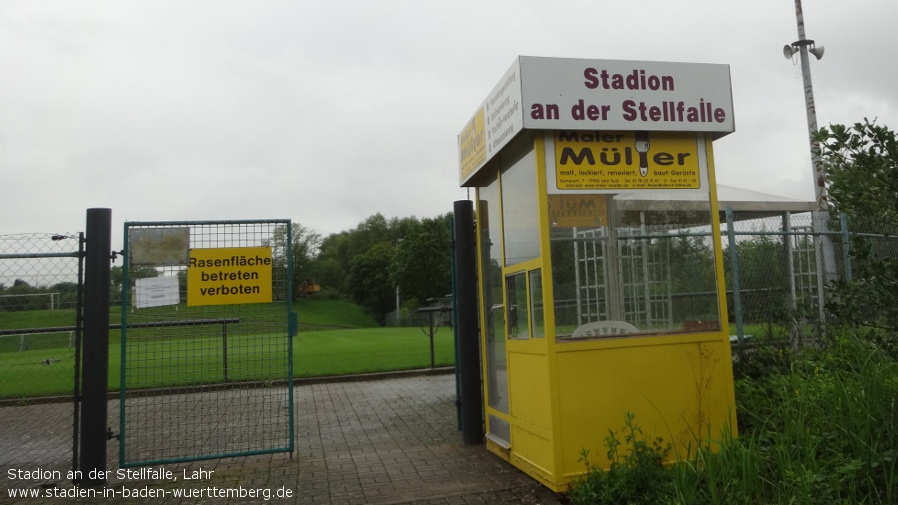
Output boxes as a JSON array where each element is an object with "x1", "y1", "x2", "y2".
[
  {"x1": 555, "y1": 131, "x2": 700, "y2": 190},
  {"x1": 548, "y1": 195, "x2": 607, "y2": 228},
  {"x1": 187, "y1": 247, "x2": 273, "y2": 306},
  {"x1": 459, "y1": 109, "x2": 487, "y2": 183}
]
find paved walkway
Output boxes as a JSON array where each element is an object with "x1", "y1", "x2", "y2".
[{"x1": 1, "y1": 373, "x2": 564, "y2": 504}]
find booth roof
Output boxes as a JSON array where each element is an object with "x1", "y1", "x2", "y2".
[
  {"x1": 716, "y1": 184, "x2": 817, "y2": 214},
  {"x1": 613, "y1": 184, "x2": 816, "y2": 218}
]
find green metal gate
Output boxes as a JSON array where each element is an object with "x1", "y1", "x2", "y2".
[{"x1": 119, "y1": 220, "x2": 295, "y2": 466}]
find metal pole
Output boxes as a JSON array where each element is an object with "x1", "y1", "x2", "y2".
[
  {"x1": 450, "y1": 216, "x2": 462, "y2": 431},
  {"x1": 840, "y1": 213, "x2": 852, "y2": 283},
  {"x1": 222, "y1": 322, "x2": 229, "y2": 382},
  {"x1": 78, "y1": 208, "x2": 112, "y2": 487},
  {"x1": 725, "y1": 207, "x2": 745, "y2": 345},
  {"x1": 453, "y1": 200, "x2": 484, "y2": 445},
  {"x1": 72, "y1": 232, "x2": 85, "y2": 476},
  {"x1": 784, "y1": 213, "x2": 800, "y2": 349},
  {"x1": 790, "y1": 0, "x2": 837, "y2": 288},
  {"x1": 428, "y1": 311, "x2": 436, "y2": 369}
]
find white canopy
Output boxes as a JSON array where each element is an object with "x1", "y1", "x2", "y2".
[{"x1": 613, "y1": 184, "x2": 816, "y2": 217}]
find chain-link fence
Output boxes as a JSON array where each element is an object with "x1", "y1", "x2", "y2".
[
  {"x1": 0, "y1": 232, "x2": 84, "y2": 482},
  {"x1": 2, "y1": 211, "x2": 892, "y2": 491},
  {"x1": 720, "y1": 210, "x2": 897, "y2": 347},
  {"x1": 119, "y1": 220, "x2": 295, "y2": 467},
  {"x1": 388, "y1": 211, "x2": 880, "y2": 348},
  {"x1": 721, "y1": 211, "x2": 823, "y2": 345},
  {"x1": 831, "y1": 214, "x2": 898, "y2": 331},
  {"x1": 840, "y1": 215, "x2": 898, "y2": 272}
]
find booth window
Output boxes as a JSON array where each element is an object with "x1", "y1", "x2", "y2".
[
  {"x1": 506, "y1": 271, "x2": 530, "y2": 340},
  {"x1": 477, "y1": 174, "x2": 510, "y2": 421},
  {"x1": 502, "y1": 269, "x2": 544, "y2": 340},
  {"x1": 529, "y1": 269, "x2": 544, "y2": 338},
  {"x1": 550, "y1": 193, "x2": 721, "y2": 339},
  {"x1": 500, "y1": 143, "x2": 539, "y2": 267}
]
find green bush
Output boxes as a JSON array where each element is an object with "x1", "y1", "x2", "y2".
[
  {"x1": 569, "y1": 332, "x2": 898, "y2": 504},
  {"x1": 568, "y1": 412, "x2": 676, "y2": 505}
]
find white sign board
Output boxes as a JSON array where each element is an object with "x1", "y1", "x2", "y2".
[
  {"x1": 458, "y1": 59, "x2": 524, "y2": 185},
  {"x1": 129, "y1": 227, "x2": 190, "y2": 266},
  {"x1": 135, "y1": 276, "x2": 180, "y2": 309},
  {"x1": 459, "y1": 56, "x2": 734, "y2": 186}
]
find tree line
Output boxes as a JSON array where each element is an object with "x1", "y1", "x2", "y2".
[
  {"x1": 1, "y1": 212, "x2": 453, "y2": 326},
  {"x1": 0, "y1": 279, "x2": 79, "y2": 311},
  {"x1": 288, "y1": 213, "x2": 453, "y2": 325}
]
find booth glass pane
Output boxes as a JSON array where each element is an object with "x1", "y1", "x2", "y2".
[
  {"x1": 614, "y1": 202, "x2": 720, "y2": 333},
  {"x1": 488, "y1": 415, "x2": 511, "y2": 447},
  {"x1": 529, "y1": 269, "x2": 544, "y2": 338},
  {"x1": 506, "y1": 272, "x2": 530, "y2": 340},
  {"x1": 501, "y1": 147, "x2": 539, "y2": 266},
  {"x1": 478, "y1": 178, "x2": 509, "y2": 414},
  {"x1": 550, "y1": 193, "x2": 721, "y2": 339}
]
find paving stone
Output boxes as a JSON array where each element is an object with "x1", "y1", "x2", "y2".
[{"x1": 1, "y1": 373, "x2": 565, "y2": 504}]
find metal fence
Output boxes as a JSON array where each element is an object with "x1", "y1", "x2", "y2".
[
  {"x1": 1, "y1": 211, "x2": 894, "y2": 486},
  {"x1": 396, "y1": 210, "x2": 886, "y2": 347},
  {"x1": 721, "y1": 211, "x2": 822, "y2": 346},
  {"x1": 720, "y1": 210, "x2": 898, "y2": 346},
  {"x1": 0, "y1": 232, "x2": 83, "y2": 481},
  {"x1": 119, "y1": 220, "x2": 295, "y2": 467}
]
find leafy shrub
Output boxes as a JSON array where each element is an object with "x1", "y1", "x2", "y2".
[
  {"x1": 568, "y1": 412, "x2": 675, "y2": 505},
  {"x1": 569, "y1": 332, "x2": 898, "y2": 504}
]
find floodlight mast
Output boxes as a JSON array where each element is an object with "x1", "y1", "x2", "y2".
[
  {"x1": 790, "y1": 0, "x2": 828, "y2": 211},
  {"x1": 787, "y1": 0, "x2": 837, "y2": 321}
]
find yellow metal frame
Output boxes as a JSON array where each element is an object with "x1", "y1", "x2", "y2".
[{"x1": 476, "y1": 132, "x2": 737, "y2": 492}]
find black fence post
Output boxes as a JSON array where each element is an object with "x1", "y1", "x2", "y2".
[
  {"x1": 450, "y1": 216, "x2": 462, "y2": 432},
  {"x1": 453, "y1": 200, "x2": 484, "y2": 445},
  {"x1": 78, "y1": 208, "x2": 112, "y2": 487}
]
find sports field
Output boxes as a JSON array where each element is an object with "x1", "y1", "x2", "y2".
[{"x1": 0, "y1": 300, "x2": 456, "y2": 398}]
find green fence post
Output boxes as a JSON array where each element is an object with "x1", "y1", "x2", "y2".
[
  {"x1": 725, "y1": 207, "x2": 745, "y2": 345},
  {"x1": 840, "y1": 213, "x2": 852, "y2": 283},
  {"x1": 222, "y1": 321, "x2": 229, "y2": 382}
]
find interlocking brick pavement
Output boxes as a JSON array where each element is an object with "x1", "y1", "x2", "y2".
[{"x1": 1, "y1": 372, "x2": 565, "y2": 504}]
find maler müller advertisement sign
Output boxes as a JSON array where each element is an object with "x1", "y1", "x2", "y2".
[
  {"x1": 549, "y1": 129, "x2": 707, "y2": 193},
  {"x1": 458, "y1": 56, "x2": 734, "y2": 187}
]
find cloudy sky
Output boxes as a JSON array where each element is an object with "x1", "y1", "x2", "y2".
[{"x1": 2, "y1": 0, "x2": 896, "y2": 246}]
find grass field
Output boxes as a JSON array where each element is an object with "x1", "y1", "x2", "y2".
[{"x1": 0, "y1": 299, "x2": 455, "y2": 398}]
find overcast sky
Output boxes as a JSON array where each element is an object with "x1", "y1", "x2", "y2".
[{"x1": 2, "y1": 1, "x2": 896, "y2": 246}]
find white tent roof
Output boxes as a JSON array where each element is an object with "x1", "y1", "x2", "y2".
[
  {"x1": 613, "y1": 184, "x2": 816, "y2": 216},
  {"x1": 716, "y1": 184, "x2": 816, "y2": 214}
]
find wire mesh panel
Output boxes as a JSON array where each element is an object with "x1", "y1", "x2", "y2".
[
  {"x1": 720, "y1": 212, "x2": 821, "y2": 337},
  {"x1": 0, "y1": 233, "x2": 83, "y2": 481},
  {"x1": 617, "y1": 229, "x2": 673, "y2": 330},
  {"x1": 120, "y1": 220, "x2": 293, "y2": 466},
  {"x1": 573, "y1": 227, "x2": 609, "y2": 325}
]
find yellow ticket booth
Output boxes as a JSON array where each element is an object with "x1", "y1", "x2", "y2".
[{"x1": 457, "y1": 56, "x2": 738, "y2": 491}]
